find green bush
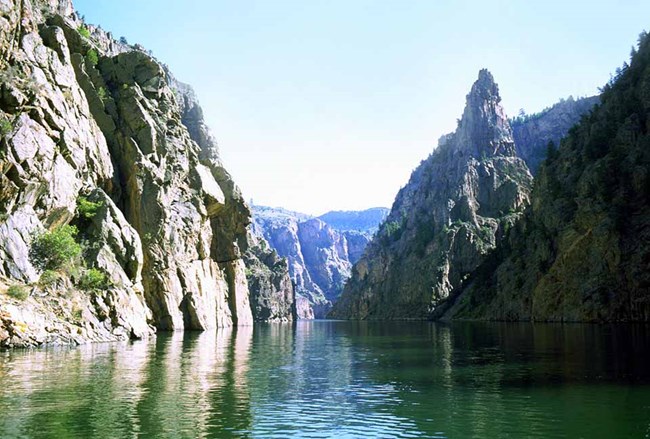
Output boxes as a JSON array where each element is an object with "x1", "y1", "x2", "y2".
[
  {"x1": 72, "y1": 307, "x2": 83, "y2": 321},
  {"x1": 79, "y1": 268, "x2": 109, "y2": 292},
  {"x1": 38, "y1": 269, "x2": 60, "y2": 288},
  {"x1": 97, "y1": 86, "x2": 107, "y2": 102},
  {"x1": 77, "y1": 196, "x2": 103, "y2": 219},
  {"x1": 85, "y1": 48, "x2": 99, "y2": 67},
  {"x1": 7, "y1": 285, "x2": 28, "y2": 300},
  {"x1": 0, "y1": 119, "x2": 12, "y2": 137},
  {"x1": 384, "y1": 221, "x2": 402, "y2": 238},
  {"x1": 78, "y1": 25, "x2": 91, "y2": 39},
  {"x1": 29, "y1": 225, "x2": 82, "y2": 272}
]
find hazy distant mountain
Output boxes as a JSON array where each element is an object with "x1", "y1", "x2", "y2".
[
  {"x1": 252, "y1": 205, "x2": 388, "y2": 318},
  {"x1": 318, "y1": 208, "x2": 390, "y2": 233}
]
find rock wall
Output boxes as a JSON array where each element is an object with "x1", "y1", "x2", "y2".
[
  {"x1": 511, "y1": 96, "x2": 598, "y2": 174},
  {"x1": 330, "y1": 70, "x2": 534, "y2": 320},
  {"x1": 439, "y1": 34, "x2": 650, "y2": 322},
  {"x1": 252, "y1": 206, "x2": 383, "y2": 318},
  {"x1": 0, "y1": 0, "x2": 292, "y2": 347},
  {"x1": 243, "y1": 230, "x2": 295, "y2": 322}
]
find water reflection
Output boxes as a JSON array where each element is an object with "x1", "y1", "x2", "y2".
[{"x1": 0, "y1": 322, "x2": 649, "y2": 438}]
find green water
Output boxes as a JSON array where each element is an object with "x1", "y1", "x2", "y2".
[{"x1": 0, "y1": 321, "x2": 649, "y2": 438}]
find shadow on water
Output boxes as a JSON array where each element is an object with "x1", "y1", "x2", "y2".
[{"x1": 0, "y1": 321, "x2": 649, "y2": 438}]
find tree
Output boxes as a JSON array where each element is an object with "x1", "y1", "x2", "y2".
[{"x1": 29, "y1": 225, "x2": 82, "y2": 272}]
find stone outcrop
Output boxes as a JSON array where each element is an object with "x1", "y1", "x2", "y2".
[
  {"x1": 243, "y1": 231, "x2": 295, "y2": 322},
  {"x1": 331, "y1": 70, "x2": 534, "y2": 320},
  {"x1": 0, "y1": 0, "x2": 292, "y2": 347},
  {"x1": 511, "y1": 96, "x2": 598, "y2": 174},
  {"x1": 252, "y1": 206, "x2": 386, "y2": 317},
  {"x1": 439, "y1": 34, "x2": 650, "y2": 322}
]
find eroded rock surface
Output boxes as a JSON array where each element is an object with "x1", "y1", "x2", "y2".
[
  {"x1": 252, "y1": 206, "x2": 386, "y2": 317},
  {"x1": 0, "y1": 0, "x2": 292, "y2": 346},
  {"x1": 331, "y1": 70, "x2": 534, "y2": 319},
  {"x1": 440, "y1": 37, "x2": 650, "y2": 322}
]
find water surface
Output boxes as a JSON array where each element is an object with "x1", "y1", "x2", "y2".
[{"x1": 0, "y1": 321, "x2": 649, "y2": 438}]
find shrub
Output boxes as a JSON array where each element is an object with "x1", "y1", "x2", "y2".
[
  {"x1": 97, "y1": 86, "x2": 107, "y2": 102},
  {"x1": 79, "y1": 268, "x2": 109, "y2": 292},
  {"x1": 29, "y1": 225, "x2": 82, "y2": 272},
  {"x1": 78, "y1": 25, "x2": 91, "y2": 39},
  {"x1": 7, "y1": 285, "x2": 28, "y2": 300},
  {"x1": 384, "y1": 221, "x2": 402, "y2": 238},
  {"x1": 0, "y1": 118, "x2": 12, "y2": 137},
  {"x1": 85, "y1": 49, "x2": 99, "y2": 67},
  {"x1": 77, "y1": 196, "x2": 103, "y2": 219},
  {"x1": 38, "y1": 269, "x2": 60, "y2": 288},
  {"x1": 72, "y1": 307, "x2": 83, "y2": 321}
]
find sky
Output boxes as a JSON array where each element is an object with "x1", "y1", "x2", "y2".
[{"x1": 75, "y1": 0, "x2": 650, "y2": 215}]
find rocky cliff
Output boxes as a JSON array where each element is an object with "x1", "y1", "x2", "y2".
[
  {"x1": 252, "y1": 206, "x2": 386, "y2": 318},
  {"x1": 331, "y1": 70, "x2": 535, "y2": 319},
  {"x1": 439, "y1": 33, "x2": 650, "y2": 322},
  {"x1": 0, "y1": 0, "x2": 292, "y2": 347},
  {"x1": 511, "y1": 96, "x2": 599, "y2": 174}
]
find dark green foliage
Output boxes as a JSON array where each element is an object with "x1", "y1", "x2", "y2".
[
  {"x1": 29, "y1": 225, "x2": 82, "y2": 272},
  {"x1": 448, "y1": 30, "x2": 650, "y2": 322},
  {"x1": 77, "y1": 197, "x2": 103, "y2": 220},
  {"x1": 7, "y1": 285, "x2": 28, "y2": 301},
  {"x1": 382, "y1": 220, "x2": 403, "y2": 243},
  {"x1": 79, "y1": 268, "x2": 109, "y2": 292},
  {"x1": 545, "y1": 141, "x2": 558, "y2": 162},
  {"x1": 413, "y1": 220, "x2": 436, "y2": 257},
  {"x1": 85, "y1": 49, "x2": 99, "y2": 67}
]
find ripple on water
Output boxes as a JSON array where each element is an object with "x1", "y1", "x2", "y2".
[{"x1": 1, "y1": 321, "x2": 650, "y2": 438}]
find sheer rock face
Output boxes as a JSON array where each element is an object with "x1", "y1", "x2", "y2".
[
  {"x1": 441, "y1": 37, "x2": 650, "y2": 322},
  {"x1": 512, "y1": 96, "x2": 599, "y2": 174},
  {"x1": 0, "y1": 0, "x2": 291, "y2": 346},
  {"x1": 252, "y1": 206, "x2": 376, "y2": 318},
  {"x1": 243, "y1": 231, "x2": 295, "y2": 322},
  {"x1": 331, "y1": 70, "x2": 533, "y2": 320}
]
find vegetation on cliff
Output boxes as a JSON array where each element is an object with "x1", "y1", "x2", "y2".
[
  {"x1": 0, "y1": 0, "x2": 293, "y2": 347},
  {"x1": 441, "y1": 32, "x2": 650, "y2": 322}
]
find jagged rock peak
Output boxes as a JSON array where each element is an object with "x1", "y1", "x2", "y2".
[
  {"x1": 455, "y1": 69, "x2": 516, "y2": 157},
  {"x1": 470, "y1": 68, "x2": 500, "y2": 101}
]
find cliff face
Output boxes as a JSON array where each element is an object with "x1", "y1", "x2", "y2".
[
  {"x1": 0, "y1": 0, "x2": 292, "y2": 347},
  {"x1": 441, "y1": 34, "x2": 650, "y2": 322},
  {"x1": 252, "y1": 206, "x2": 384, "y2": 318},
  {"x1": 512, "y1": 96, "x2": 599, "y2": 174},
  {"x1": 243, "y1": 231, "x2": 295, "y2": 322},
  {"x1": 331, "y1": 70, "x2": 534, "y2": 319}
]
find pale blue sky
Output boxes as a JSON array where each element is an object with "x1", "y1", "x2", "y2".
[{"x1": 75, "y1": 0, "x2": 649, "y2": 215}]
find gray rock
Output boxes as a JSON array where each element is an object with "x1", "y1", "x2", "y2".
[
  {"x1": 252, "y1": 206, "x2": 382, "y2": 318},
  {"x1": 0, "y1": 0, "x2": 293, "y2": 347},
  {"x1": 331, "y1": 69, "x2": 533, "y2": 320},
  {"x1": 512, "y1": 96, "x2": 598, "y2": 174}
]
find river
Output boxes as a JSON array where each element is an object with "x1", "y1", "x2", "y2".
[{"x1": 0, "y1": 321, "x2": 648, "y2": 438}]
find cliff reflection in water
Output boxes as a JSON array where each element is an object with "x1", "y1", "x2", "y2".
[
  {"x1": 0, "y1": 327, "x2": 256, "y2": 438},
  {"x1": 1, "y1": 321, "x2": 650, "y2": 438}
]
